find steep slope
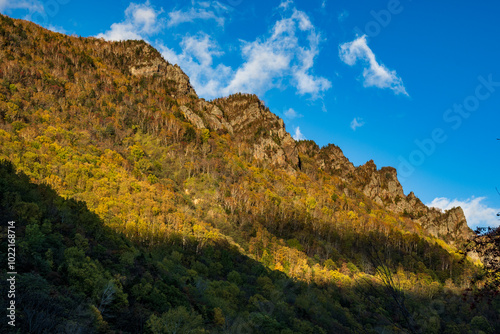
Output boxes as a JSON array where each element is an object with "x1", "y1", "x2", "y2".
[
  {"x1": 129, "y1": 51, "x2": 471, "y2": 244},
  {"x1": 294, "y1": 139, "x2": 472, "y2": 244},
  {"x1": 352, "y1": 160, "x2": 470, "y2": 243},
  {"x1": 0, "y1": 14, "x2": 495, "y2": 333},
  {"x1": 212, "y1": 94, "x2": 299, "y2": 168}
]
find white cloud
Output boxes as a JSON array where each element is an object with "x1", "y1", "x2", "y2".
[
  {"x1": 427, "y1": 197, "x2": 500, "y2": 230},
  {"x1": 158, "y1": 33, "x2": 232, "y2": 97},
  {"x1": 45, "y1": 24, "x2": 67, "y2": 34},
  {"x1": 339, "y1": 35, "x2": 408, "y2": 96},
  {"x1": 96, "y1": 2, "x2": 164, "y2": 41},
  {"x1": 292, "y1": 126, "x2": 306, "y2": 140},
  {"x1": 284, "y1": 108, "x2": 302, "y2": 119},
  {"x1": 0, "y1": 1, "x2": 70, "y2": 31},
  {"x1": 222, "y1": 37, "x2": 291, "y2": 96},
  {"x1": 162, "y1": 3, "x2": 330, "y2": 99},
  {"x1": 279, "y1": 0, "x2": 294, "y2": 10},
  {"x1": 0, "y1": 0, "x2": 42, "y2": 12},
  {"x1": 223, "y1": 6, "x2": 331, "y2": 98},
  {"x1": 350, "y1": 117, "x2": 364, "y2": 131},
  {"x1": 291, "y1": 22, "x2": 331, "y2": 96},
  {"x1": 167, "y1": 1, "x2": 228, "y2": 27}
]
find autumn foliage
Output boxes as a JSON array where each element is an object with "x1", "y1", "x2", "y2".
[{"x1": 0, "y1": 14, "x2": 498, "y2": 333}]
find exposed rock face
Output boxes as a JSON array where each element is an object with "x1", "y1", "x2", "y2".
[
  {"x1": 195, "y1": 100, "x2": 234, "y2": 134},
  {"x1": 423, "y1": 206, "x2": 470, "y2": 244},
  {"x1": 180, "y1": 106, "x2": 206, "y2": 130},
  {"x1": 319, "y1": 144, "x2": 356, "y2": 177},
  {"x1": 126, "y1": 45, "x2": 297, "y2": 168},
  {"x1": 129, "y1": 57, "x2": 165, "y2": 76},
  {"x1": 295, "y1": 141, "x2": 354, "y2": 178},
  {"x1": 296, "y1": 141, "x2": 472, "y2": 243},
  {"x1": 352, "y1": 160, "x2": 473, "y2": 243},
  {"x1": 128, "y1": 43, "x2": 197, "y2": 97},
  {"x1": 164, "y1": 64, "x2": 198, "y2": 97},
  {"x1": 212, "y1": 94, "x2": 299, "y2": 168},
  {"x1": 354, "y1": 161, "x2": 404, "y2": 208}
]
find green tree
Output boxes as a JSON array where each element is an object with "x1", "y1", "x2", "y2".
[
  {"x1": 470, "y1": 315, "x2": 493, "y2": 334},
  {"x1": 146, "y1": 306, "x2": 205, "y2": 334}
]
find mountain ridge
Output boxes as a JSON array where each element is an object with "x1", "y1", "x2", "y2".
[
  {"x1": 125, "y1": 39, "x2": 472, "y2": 244},
  {"x1": 1, "y1": 14, "x2": 493, "y2": 333}
]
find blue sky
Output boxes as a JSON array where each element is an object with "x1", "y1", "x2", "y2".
[{"x1": 2, "y1": 0, "x2": 500, "y2": 229}]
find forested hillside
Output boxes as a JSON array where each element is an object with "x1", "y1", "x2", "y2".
[{"x1": 0, "y1": 14, "x2": 498, "y2": 333}]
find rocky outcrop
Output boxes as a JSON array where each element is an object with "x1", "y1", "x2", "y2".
[
  {"x1": 423, "y1": 206, "x2": 471, "y2": 244},
  {"x1": 294, "y1": 143, "x2": 473, "y2": 243},
  {"x1": 175, "y1": 101, "x2": 235, "y2": 135},
  {"x1": 318, "y1": 144, "x2": 356, "y2": 178},
  {"x1": 164, "y1": 64, "x2": 198, "y2": 97},
  {"x1": 352, "y1": 159, "x2": 473, "y2": 243},
  {"x1": 129, "y1": 57, "x2": 165, "y2": 76},
  {"x1": 128, "y1": 43, "x2": 197, "y2": 97},
  {"x1": 180, "y1": 106, "x2": 206, "y2": 129},
  {"x1": 212, "y1": 94, "x2": 299, "y2": 168},
  {"x1": 195, "y1": 100, "x2": 234, "y2": 134},
  {"x1": 354, "y1": 161, "x2": 404, "y2": 208}
]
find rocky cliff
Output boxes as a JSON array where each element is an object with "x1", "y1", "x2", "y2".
[
  {"x1": 127, "y1": 42, "x2": 197, "y2": 97},
  {"x1": 352, "y1": 160, "x2": 472, "y2": 243},
  {"x1": 213, "y1": 94, "x2": 299, "y2": 168},
  {"x1": 126, "y1": 39, "x2": 472, "y2": 244}
]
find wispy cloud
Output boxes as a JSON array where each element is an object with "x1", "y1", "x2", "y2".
[
  {"x1": 427, "y1": 197, "x2": 500, "y2": 229},
  {"x1": 0, "y1": 0, "x2": 42, "y2": 12},
  {"x1": 167, "y1": 1, "x2": 228, "y2": 27},
  {"x1": 96, "y1": 1, "x2": 164, "y2": 41},
  {"x1": 279, "y1": 0, "x2": 293, "y2": 10},
  {"x1": 350, "y1": 117, "x2": 364, "y2": 131},
  {"x1": 284, "y1": 108, "x2": 302, "y2": 119},
  {"x1": 45, "y1": 24, "x2": 67, "y2": 34},
  {"x1": 158, "y1": 33, "x2": 232, "y2": 98},
  {"x1": 292, "y1": 126, "x2": 306, "y2": 140},
  {"x1": 161, "y1": 1, "x2": 330, "y2": 99},
  {"x1": 339, "y1": 35, "x2": 408, "y2": 96},
  {"x1": 223, "y1": 4, "x2": 331, "y2": 98}
]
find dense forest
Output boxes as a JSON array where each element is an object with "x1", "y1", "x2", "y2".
[{"x1": 0, "y1": 14, "x2": 498, "y2": 333}]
